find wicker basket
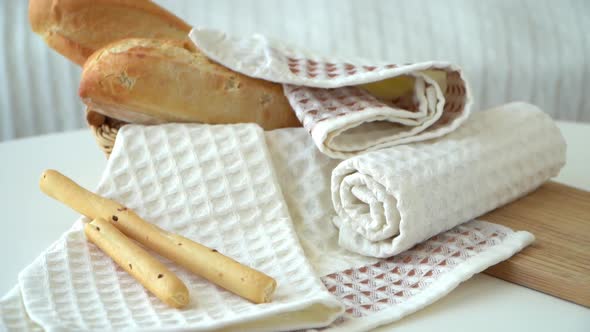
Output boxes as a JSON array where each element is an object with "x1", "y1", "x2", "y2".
[{"x1": 86, "y1": 109, "x2": 125, "y2": 158}]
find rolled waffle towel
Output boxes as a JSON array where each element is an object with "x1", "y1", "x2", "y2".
[
  {"x1": 331, "y1": 102, "x2": 566, "y2": 257},
  {"x1": 190, "y1": 28, "x2": 472, "y2": 159},
  {"x1": 265, "y1": 119, "x2": 534, "y2": 330}
]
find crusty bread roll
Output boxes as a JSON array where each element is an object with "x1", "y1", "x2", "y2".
[
  {"x1": 79, "y1": 38, "x2": 301, "y2": 129},
  {"x1": 29, "y1": 0, "x2": 191, "y2": 65}
]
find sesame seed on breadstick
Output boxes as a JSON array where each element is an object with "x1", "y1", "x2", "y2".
[
  {"x1": 40, "y1": 169, "x2": 277, "y2": 303},
  {"x1": 85, "y1": 218, "x2": 189, "y2": 308}
]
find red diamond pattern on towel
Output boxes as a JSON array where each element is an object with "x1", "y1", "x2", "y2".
[
  {"x1": 284, "y1": 85, "x2": 417, "y2": 132},
  {"x1": 321, "y1": 221, "x2": 508, "y2": 320},
  {"x1": 284, "y1": 69, "x2": 469, "y2": 137},
  {"x1": 286, "y1": 57, "x2": 399, "y2": 80},
  {"x1": 432, "y1": 71, "x2": 468, "y2": 127}
]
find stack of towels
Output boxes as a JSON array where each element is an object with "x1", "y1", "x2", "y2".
[{"x1": 0, "y1": 29, "x2": 566, "y2": 331}]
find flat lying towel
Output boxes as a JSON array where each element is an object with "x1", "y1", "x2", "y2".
[
  {"x1": 331, "y1": 102, "x2": 566, "y2": 258},
  {"x1": 4, "y1": 124, "x2": 342, "y2": 332},
  {"x1": 0, "y1": 287, "x2": 41, "y2": 332},
  {"x1": 190, "y1": 28, "x2": 472, "y2": 159}
]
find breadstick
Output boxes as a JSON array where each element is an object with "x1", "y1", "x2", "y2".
[
  {"x1": 40, "y1": 170, "x2": 277, "y2": 303},
  {"x1": 84, "y1": 218, "x2": 189, "y2": 308}
]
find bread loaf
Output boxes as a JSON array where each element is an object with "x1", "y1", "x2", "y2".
[
  {"x1": 29, "y1": 0, "x2": 191, "y2": 65},
  {"x1": 79, "y1": 38, "x2": 300, "y2": 129}
]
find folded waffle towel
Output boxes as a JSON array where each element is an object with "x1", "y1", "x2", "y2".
[
  {"x1": 331, "y1": 102, "x2": 566, "y2": 258},
  {"x1": 190, "y1": 28, "x2": 472, "y2": 159},
  {"x1": 3, "y1": 124, "x2": 343, "y2": 332}
]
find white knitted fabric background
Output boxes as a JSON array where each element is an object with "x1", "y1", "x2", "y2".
[{"x1": 1, "y1": 0, "x2": 589, "y2": 141}]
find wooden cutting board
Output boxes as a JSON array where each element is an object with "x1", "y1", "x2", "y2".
[{"x1": 481, "y1": 181, "x2": 590, "y2": 307}]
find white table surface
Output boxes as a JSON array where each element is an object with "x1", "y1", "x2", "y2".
[{"x1": 0, "y1": 121, "x2": 588, "y2": 331}]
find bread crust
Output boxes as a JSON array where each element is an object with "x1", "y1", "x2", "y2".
[
  {"x1": 79, "y1": 38, "x2": 300, "y2": 129},
  {"x1": 29, "y1": 0, "x2": 191, "y2": 65}
]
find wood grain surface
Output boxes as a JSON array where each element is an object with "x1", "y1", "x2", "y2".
[{"x1": 482, "y1": 181, "x2": 590, "y2": 307}]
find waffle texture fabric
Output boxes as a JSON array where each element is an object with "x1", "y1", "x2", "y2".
[
  {"x1": 2, "y1": 124, "x2": 343, "y2": 332},
  {"x1": 265, "y1": 107, "x2": 538, "y2": 330},
  {"x1": 331, "y1": 102, "x2": 566, "y2": 257},
  {"x1": 190, "y1": 28, "x2": 472, "y2": 159},
  {"x1": 1, "y1": 103, "x2": 549, "y2": 331}
]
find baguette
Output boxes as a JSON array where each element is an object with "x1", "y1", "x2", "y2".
[
  {"x1": 79, "y1": 38, "x2": 301, "y2": 129},
  {"x1": 29, "y1": 0, "x2": 191, "y2": 65}
]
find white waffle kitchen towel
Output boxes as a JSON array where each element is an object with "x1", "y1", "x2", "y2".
[
  {"x1": 265, "y1": 107, "x2": 540, "y2": 330},
  {"x1": 2, "y1": 104, "x2": 549, "y2": 331},
  {"x1": 190, "y1": 28, "x2": 472, "y2": 159},
  {"x1": 3, "y1": 124, "x2": 343, "y2": 332},
  {"x1": 0, "y1": 287, "x2": 41, "y2": 332},
  {"x1": 331, "y1": 102, "x2": 566, "y2": 258}
]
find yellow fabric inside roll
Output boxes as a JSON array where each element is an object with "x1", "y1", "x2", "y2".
[{"x1": 357, "y1": 70, "x2": 447, "y2": 100}]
